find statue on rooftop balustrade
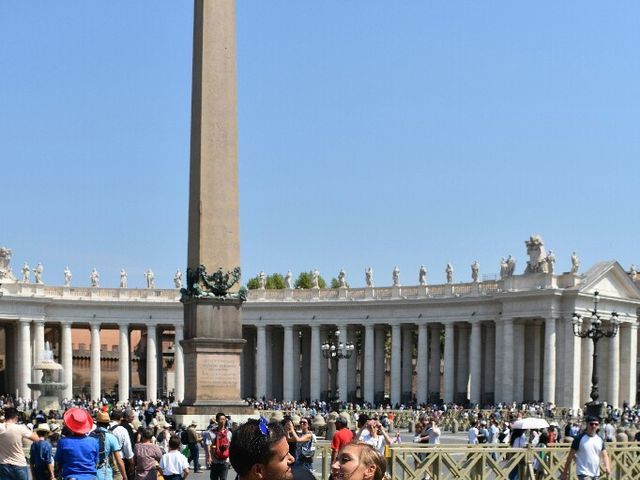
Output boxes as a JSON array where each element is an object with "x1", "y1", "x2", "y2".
[
  {"x1": 0, "y1": 247, "x2": 16, "y2": 283},
  {"x1": 63, "y1": 266, "x2": 72, "y2": 287},
  {"x1": 119, "y1": 269, "x2": 127, "y2": 288},
  {"x1": 90, "y1": 268, "x2": 100, "y2": 288},
  {"x1": 392, "y1": 266, "x2": 400, "y2": 286},
  {"x1": 338, "y1": 269, "x2": 347, "y2": 288},
  {"x1": 174, "y1": 269, "x2": 183, "y2": 288},
  {"x1": 571, "y1": 251, "x2": 580, "y2": 274},
  {"x1": 546, "y1": 250, "x2": 556, "y2": 274},
  {"x1": 365, "y1": 267, "x2": 374, "y2": 288},
  {"x1": 285, "y1": 270, "x2": 292, "y2": 289},
  {"x1": 471, "y1": 261, "x2": 479, "y2": 283},
  {"x1": 525, "y1": 235, "x2": 548, "y2": 274},
  {"x1": 312, "y1": 269, "x2": 320, "y2": 288},
  {"x1": 22, "y1": 261, "x2": 30, "y2": 284},
  {"x1": 145, "y1": 268, "x2": 155, "y2": 289},
  {"x1": 258, "y1": 271, "x2": 266, "y2": 289},
  {"x1": 418, "y1": 265, "x2": 427, "y2": 286},
  {"x1": 33, "y1": 263, "x2": 44, "y2": 284},
  {"x1": 506, "y1": 255, "x2": 516, "y2": 277},
  {"x1": 446, "y1": 263, "x2": 453, "y2": 284}
]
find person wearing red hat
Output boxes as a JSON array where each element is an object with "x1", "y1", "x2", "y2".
[{"x1": 54, "y1": 407, "x2": 100, "y2": 480}]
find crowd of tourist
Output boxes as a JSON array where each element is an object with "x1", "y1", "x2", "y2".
[{"x1": 2, "y1": 392, "x2": 640, "y2": 479}]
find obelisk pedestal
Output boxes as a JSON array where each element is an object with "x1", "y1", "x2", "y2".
[{"x1": 173, "y1": 0, "x2": 255, "y2": 424}]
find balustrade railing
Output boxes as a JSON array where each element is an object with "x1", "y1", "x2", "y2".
[
  {"x1": 313, "y1": 442, "x2": 640, "y2": 480},
  {"x1": 2, "y1": 278, "x2": 511, "y2": 303}
]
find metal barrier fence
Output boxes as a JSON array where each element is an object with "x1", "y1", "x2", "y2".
[{"x1": 313, "y1": 442, "x2": 640, "y2": 480}]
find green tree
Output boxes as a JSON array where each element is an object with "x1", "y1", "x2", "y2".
[
  {"x1": 266, "y1": 273, "x2": 285, "y2": 289},
  {"x1": 294, "y1": 271, "x2": 327, "y2": 289},
  {"x1": 246, "y1": 272, "x2": 287, "y2": 289}
]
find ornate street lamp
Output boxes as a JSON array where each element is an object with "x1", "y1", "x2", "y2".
[
  {"x1": 321, "y1": 329, "x2": 355, "y2": 402},
  {"x1": 572, "y1": 291, "x2": 619, "y2": 419}
]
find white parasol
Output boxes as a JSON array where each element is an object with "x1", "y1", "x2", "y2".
[{"x1": 511, "y1": 417, "x2": 550, "y2": 430}]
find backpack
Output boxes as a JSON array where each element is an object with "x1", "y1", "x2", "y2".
[
  {"x1": 90, "y1": 429, "x2": 107, "y2": 468},
  {"x1": 180, "y1": 429, "x2": 189, "y2": 445},
  {"x1": 214, "y1": 429, "x2": 230, "y2": 460}
]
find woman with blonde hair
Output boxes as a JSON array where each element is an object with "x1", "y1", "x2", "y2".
[{"x1": 331, "y1": 441, "x2": 387, "y2": 480}]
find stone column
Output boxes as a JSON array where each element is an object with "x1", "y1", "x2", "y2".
[
  {"x1": 580, "y1": 322, "x2": 593, "y2": 406},
  {"x1": 337, "y1": 327, "x2": 348, "y2": 401},
  {"x1": 61, "y1": 321, "x2": 73, "y2": 400},
  {"x1": 607, "y1": 325, "x2": 620, "y2": 409},
  {"x1": 283, "y1": 326, "x2": 294, "y2": 401},
  {"x1": 310, "y1": 325, "x2": 321, "y2": 401},
  {"x1": 363, "y1": 324, "x2": 375, "y2": 404},
  {"x1": 483, "y1": 323, "x2": 496, "y2": 401},
  {"x1": 146, "y1": 324, "x2": 158, "y2": 402},
  {"x1": 456, "y1": 324, "x2": 469, "y2": 399},
  {"x1": 119, "y1": 324, "x2": 130, "y2": 403},
  {"x1": 374, "y1": 326, "x2": 386, "y2": 401},
  {"x1": 620, "y1": 323, "x2": 637, "y2": 406},
  {"x1": 443, "y1": 323, "x2": 455, "y2": 403},
  {"x1": 390, "y1": 324, "x2": 402, "y2": 405},
  {"x1": 494, "y1": 320, "x2": 504, "y2": 402},
  {"x1": 563, "y1": 319, "x2": 582, "y2": 409},
  {"x1": 429, "y1": 325, "x2": 441, "y2": 396},
  {"x1": 513, "y1": 322, "x2": 525, "y2": 402},
  {"x1": 17, "y1": 319, "x2": 31, "y2": 399},
  {"x1": 346, "y1": 326, "x2": 357, "y2": 399},
  {"x1": 32, "y1": 319, "x2": 45, "y2": 398},
  {"x1": 291, "y1": 328, "x2": 301, "y2": 401},
  {"x1": 502, "y1": 318, "x2": 514, "y2": 403},
  {"x1": 255, "y1": 325, "x2": 267, "y2": 399},
  {"x1": 543, "y1": 317, "x2": 556, "y2": 405},
  {"x1": 469, "y1": 321, "x2": 482, "y2": 405},
  {"x1": 416, "y1": 323, "x2": 428, "y2": 404},
  {"x1": 531, "y1": 323, "x2": 542, "y2": 401},
  {"x1": 174, "y1": 324, "x2": 184, "y2": 402},
  {"x1": 401, "y1": 325, "x2": 414, "y2": 401},
  {"x1": 33, "y1": 319, "x2": 45, "y2": 364},
  {"x1": 90, "y1": 323, "x2": 101, "y2": 401}
]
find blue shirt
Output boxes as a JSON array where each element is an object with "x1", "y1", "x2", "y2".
[
  {"x1": 54, "y1": 434, "x2": 99, "y2": 480},
  {"x1": 30, "y1": 439, "x2": 53, "y2": 468},
  {"x1": 94, "y1": 427, "x2": 122, "y2": 480}
]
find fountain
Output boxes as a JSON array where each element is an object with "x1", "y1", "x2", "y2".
[{"x1": 28, "y1": 342, "x2": 67, "y2": 411}]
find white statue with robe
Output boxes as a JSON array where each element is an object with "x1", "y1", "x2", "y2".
[
  {"x1": 145, "y1": 269, "x2": 155, "y2": 289},
  {"x1": 119, "y1": 269, "x2": 127, "y2": 288},
  {"x1": 418, "y1": 265, "x2": 427, "y2": 286},
  {"x1": 365, "y1": 267, "x2": 374, "y2": 288},
  {"x1": 446, "y1": 263, "x2": 453, "y2": 284},
  {"x1": 63, "y1": 266, "x2": 72, "y2": 287},
  {"x1": 284, "y1": 270, "x2": 292, "y2": 289},
  {"x1": 33, "y1": 263, "x2": 44, "y2": 284},
  {"x1": 174, "y1": 270, "x2": 183, "y2": 288},
  {"x1": 90, "y1": 268, "x2": 100, "y2": 288}
]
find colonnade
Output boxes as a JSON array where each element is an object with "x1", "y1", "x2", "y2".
[
  {"x1": 4, "y1": 312, "x2": 638, "y2": 410},
  {"x1": 244, "y1": 317, "x2": 638, "y2": 409},
  {"x1": 10, "y1": 319, "x2": 185, "y2": 403}
]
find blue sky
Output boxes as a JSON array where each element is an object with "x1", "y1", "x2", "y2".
[{"x1": 1, "y1": 1, "x2": 639, "y2": 289}]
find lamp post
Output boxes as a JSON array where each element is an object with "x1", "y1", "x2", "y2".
[
  {"x1": 321, "y1": 329, "x2": 354, "y2": 404},
  {"x1": 572, "y1": 290, "x2": 619, "y2": 419}
]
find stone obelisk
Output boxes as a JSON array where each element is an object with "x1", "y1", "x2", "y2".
[{"x1": 174, "y1": 0, "x2": 253, "y2": 420}]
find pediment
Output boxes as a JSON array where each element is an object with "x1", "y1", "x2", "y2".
[{"x1": 577, "y1": 261, "x2": 640, "y2": 300}]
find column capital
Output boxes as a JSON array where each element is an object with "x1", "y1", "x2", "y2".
[{"x1": 32, "y1": 317, "x2": 46, "y2": 325}]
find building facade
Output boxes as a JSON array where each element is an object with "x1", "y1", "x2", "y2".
[{"x1": 1, "y1": 260, "x2": 639, "y2": 409}]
